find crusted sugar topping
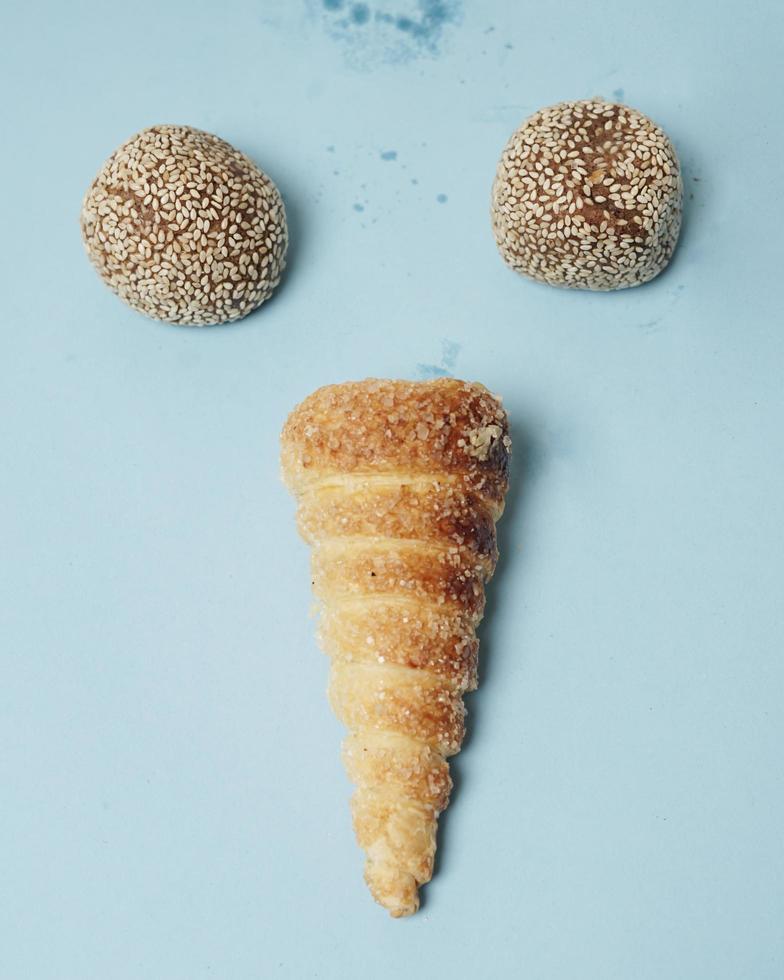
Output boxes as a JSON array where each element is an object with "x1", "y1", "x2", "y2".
[
  {"x1": 281, "y1": 378, "x2": 511, "y2": 508},
  {"x1": 343, "y1": 733, "x2": 453, "y2": 812},
  {"x1": 320, "y1": 601, "x2": 481, "y2": 693},
  {"x1": 280, "y1": 378, "x2": 511, "y2": 917},
  {"x1": 297, "y1": 481, "x2": 498, "y2": 562},
  {"x1": 491, "y1": 98, "x2": 682, "y2": 290},
  {"x1": 80, "y1": 125, "x2": 287, "y2": 325}
]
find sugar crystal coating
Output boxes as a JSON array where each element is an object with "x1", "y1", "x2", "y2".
[
  {"x1": 81, "y1": 125, "x2": 287, "y2": 325},
  {"x1": 491, "y1": 99, "x2": 682, "y2": 290},
  {"x1": 281, "y1": 379, "x2": 511, "y2": 916}
]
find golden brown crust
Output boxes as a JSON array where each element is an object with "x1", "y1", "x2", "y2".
[
  {"x1": 320, "y1": 601, "x2": 479, "y2": 692},
  {"x1": 352, "y1": 792, "x2": 437, "y2": 895},
  {"x1": 354, "y1": 795, "x2": 434, "y2": 917},
  {"x1": 342, "y1": 733, "x2": 452, "y2": 811},
  {"x1": 297, "y1": 482, "x2": 498, "y2": 562},
  {"x1": 329, "y1": 662, "x2": 466, "y2": 757},
  {"x1": 280, "y1": 379, "x2": 511, "y2": 916},
  {"x1": 311, "y1": 540, "x2": 489, "y2": 621},
  {"x1": 281, "y1": 378, "x2": 511, "y2": 508}
]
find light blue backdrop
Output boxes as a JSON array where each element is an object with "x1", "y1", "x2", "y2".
[{"x1": 1, "y1": 1, "x2": 782, "y2": 977}]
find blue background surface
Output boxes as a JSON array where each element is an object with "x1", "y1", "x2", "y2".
[{"x1": 2, "y1": 1, "x2": 783, "y2": 977}]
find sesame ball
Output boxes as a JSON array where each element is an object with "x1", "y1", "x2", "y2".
[
  {"x1": 81, "y1": 125, "x2": 288, "y2": 325},
  {"x1": 491, "y1": 99, "x2": 682, "y2": 291}
]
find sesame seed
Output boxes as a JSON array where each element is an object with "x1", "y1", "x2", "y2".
[
  {"x1": 490, "y1": 99, "x2": 682, "y2": 290},
  {"x1": 81, "y1": 125, "x2": 288, "y2": 324}
]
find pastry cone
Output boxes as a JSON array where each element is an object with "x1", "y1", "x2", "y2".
[{"x1": 281, "y1": 379, "x2": 511, "y2": 917}]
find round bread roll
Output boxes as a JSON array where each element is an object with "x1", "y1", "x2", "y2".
[
  {"x1": 491, "y1": 99, "x2": 682, "y2": 290},
  {"x1": 81, "y1": 125, "x2": 288, "y2": 325}
]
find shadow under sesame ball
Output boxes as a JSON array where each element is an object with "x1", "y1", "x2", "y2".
[
  {"x1": 491, "y1": 99, "x2": 682, "y2": 291},
  {"x1": 81, "y1": 125, "x2": 288, "y2": 325}
]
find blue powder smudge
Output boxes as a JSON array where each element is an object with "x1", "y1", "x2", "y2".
[
  {"x1": 416, "y1": 364, "x2": 450, "y2": 378},
  {"x1": 326, "y1": 145, "x2": 335, "y2": 152},
  {"x1": 353, "y1": 203, "x2": 365, "y2": 212},
  {"x1": 613, "y1": 87, "x2": 625, "y2": 101},
  {"x1": 436, "y1": 193, "x2": 448, "y2": 203},
  {"x1": 416, "y1": 339, "x2": 461, "y2": 379},
  {"x1": 411, "y1": 178, "x2": 418, "y2": 184},
  {"x1": 441, "y1": 338, "x2": 460, "y2": 370},
  {"x1": 380, "y1": 149, "x2": 398, "y2": 161},
  {"x1": 404, "y1": 0, "x2": 458, "y2": 45},
  {"x1": 317, "y1": 0, "x2": 462, "y2": 65}
]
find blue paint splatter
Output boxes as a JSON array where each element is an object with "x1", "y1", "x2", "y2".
[
  {"x1": 353, "y1": 203, "x2": 365, "y2": 212},
  {"x1": 380, "y1": 149, "x2": 398, "y2": 161},
  {"x1": 315, "y1": 0, "x2": 462, "y2": 66},
  {"x1": 416, "y1": 339, "x2": 461, "y2": 379},
  {"x1": 441, "y1": 338, "x2": 460, "y2": 370},
  {"x1": 416, "y1": 364, "x2": 450, "y2": 378},
  {"x1": 397, "y1": 1, "x2": 457, "y2": 42},
  {"x1": 436, "y1": 193, "x2": 448, "y2": 203}
]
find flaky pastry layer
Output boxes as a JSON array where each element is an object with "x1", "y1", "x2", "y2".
[{"x1": 281, "y1": 378, "x2": 510, "y2": 917}]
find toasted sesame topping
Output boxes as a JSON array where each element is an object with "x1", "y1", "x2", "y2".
[
  {"x1": 491, "y1": 99, "x2": 682, "y2": 291},
  {"x1": 80, "y1": 125, "x2": 288, "y2": 325}
]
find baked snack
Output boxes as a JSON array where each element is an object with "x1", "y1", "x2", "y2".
[
  {"x1": 281, "y1": 379, "x2": 511, "y2": 916},
  {"x1": 81, "y1": 125, "x2": 287, "y2": 325},
  {"x1": 491, "y1": 98, "x2": 682, "y2": 290}
]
